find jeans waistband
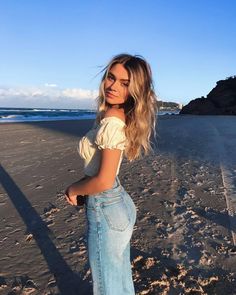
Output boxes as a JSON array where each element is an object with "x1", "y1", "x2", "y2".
[{"x1": 85, "y1": 176, "x2": 122, "y2": 201}]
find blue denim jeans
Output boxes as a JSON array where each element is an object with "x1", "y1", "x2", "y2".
[{"x1": 85, "y1": 177, "x2": 137, "y2": 295}]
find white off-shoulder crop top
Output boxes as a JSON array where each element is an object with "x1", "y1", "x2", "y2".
[{"x1": 78, "y1": 116, "x2": 127, "y2": 177}]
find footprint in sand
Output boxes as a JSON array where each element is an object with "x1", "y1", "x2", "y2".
[
  {"x1": 199, "y1": 250, "x2": 213, "y2": 266},
  {"x1": 155, "y1": 221, "x2": 169, "y2": 239},
  {"x1": 22, "y1": 279, "x2": 38, "y2": 294},
  {"x1": 45, "y1": 219, "x2": 55, "y2": 227},
  {"x1": 160, "y1": 200, "x2": 174, "y2": 208},
  {"x1": 0, "y1": 277, "x2": 7, "y2": 291},
  {"x1": 46, "y1": 277, "x2": 59, "y2": 294},
  {"x1": 43, "y1": 202, "x2": 60, "y2": 215},
  {"x1": 0, "y1": 193, "x2": 7, "y2": 206},
  {"x1": 56, "y1": 191, "x2": 66, "y2": 200},
  {"x1": 140, "y1": 214, "x2": 157, "y2": 224},
  {"x1": 42, "y1": 203, "x2": 60, "y2": 227},
  {"x1": 68, "y1": 241, "x2": 87, "y2": 259},
  {"x1": 228, "y1": 245, "x2": 236, "y2": 255},
  {"x1": 9, "y1": 277, "x2": 38, "y2": 294},
  {"x1": 0, "y1": 201, "x2": 6, "y2": 206},
  {"x1": 25, "y1": 233, "x2": 34, "y2": 242},
  {"x1": 35, "y1": 184, "x2": 43, "y2": 190}
]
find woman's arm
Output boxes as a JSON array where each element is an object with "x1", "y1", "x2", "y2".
[{"x1": 65, "y1": 148, "x2": 122, "y2": 205}]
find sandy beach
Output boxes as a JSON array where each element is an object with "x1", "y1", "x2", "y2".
[{"x1": 0, "y1": 115, "x2": 236, "y2": 295}]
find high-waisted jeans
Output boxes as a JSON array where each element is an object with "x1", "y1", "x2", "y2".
[{"x1": 85, "y1": 177, "x2": 137, "y2": 295}]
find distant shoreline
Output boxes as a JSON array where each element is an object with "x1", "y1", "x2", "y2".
[{"x1": 0, "y1": 107, "x2": 180, "y2": 123}]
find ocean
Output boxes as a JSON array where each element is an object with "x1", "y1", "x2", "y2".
[
  {"x1": 0, "y1": 107, "x2": 97, "y2": 123},
  {"x1": 0, "y1": 107, "x2": 180, "y2": 123}
]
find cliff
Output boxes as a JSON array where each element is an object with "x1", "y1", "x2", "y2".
[{"x1": 180, "y1": 76, "x2": 236, "y2": 115}]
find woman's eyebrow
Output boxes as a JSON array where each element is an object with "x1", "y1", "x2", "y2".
[{"x1": 108, "y1": 71, "x2": 130, "y2": 82}]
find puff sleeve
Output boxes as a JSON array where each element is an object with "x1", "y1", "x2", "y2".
[{"x1": 95, "y1": 117, "x2": 126, "y2": 150}]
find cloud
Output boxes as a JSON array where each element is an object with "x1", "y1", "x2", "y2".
[
  {"x1": 44, "y1": 83, "x2": 58, "y2": 88},
  {"x1": 62, "y1": 88, "x2": 98, "y2": 99},
  {"x1": 0, "y1": 85, "x2": 99, "y2": 109}
]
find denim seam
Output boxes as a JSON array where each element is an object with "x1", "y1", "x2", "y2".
[{"x1": 96, "y1": 213, "x2": 105, "y2": 294}]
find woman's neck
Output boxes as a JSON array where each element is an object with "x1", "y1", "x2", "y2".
[{"x1": 106, "y1": 102, "x2": 125, "y2": 109}]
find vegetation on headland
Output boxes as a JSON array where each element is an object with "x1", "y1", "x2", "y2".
[{"x1": 157, "y1": 101, "x2": 182, "y2": 111}]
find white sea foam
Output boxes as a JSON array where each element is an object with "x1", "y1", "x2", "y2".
[{"x1": 0, "y1": 107, "x2": 97, "y2": 123}]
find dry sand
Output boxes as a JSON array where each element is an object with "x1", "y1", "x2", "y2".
[{"x1": 0, "y1": 115, "x2": 236, "y2": 295}]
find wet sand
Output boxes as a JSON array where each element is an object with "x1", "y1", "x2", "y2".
[{"x1": 0, "y1": 115, "x2": 236, "y2": 294}]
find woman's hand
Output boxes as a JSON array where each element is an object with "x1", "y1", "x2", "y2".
[
  {"x1": 65, "y1": 184, "x2": 78, "y2": 206},
  {"x1": 65, "y1": 194, "x2": 77, "y2": 206}
]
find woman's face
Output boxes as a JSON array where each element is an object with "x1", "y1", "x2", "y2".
[{"x1": 104, "y1": 63, "x2": 130, "y2": 106}]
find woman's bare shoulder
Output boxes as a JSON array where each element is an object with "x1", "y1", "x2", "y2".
[{"x1": 104, "y1": 108, "x2": 126, "y2": 123}]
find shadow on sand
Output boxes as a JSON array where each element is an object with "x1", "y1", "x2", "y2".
[{"x1": 0, "y1": 164, "x2": 91, "y2": 294}]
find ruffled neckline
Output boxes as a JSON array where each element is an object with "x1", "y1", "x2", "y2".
[{"x1": 100, "y1": 116, "x2": 126, "y2": 126}]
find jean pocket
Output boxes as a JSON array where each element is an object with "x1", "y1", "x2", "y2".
[{"x1": 101, "y1": 198, "x2": 130, "y2": 232}]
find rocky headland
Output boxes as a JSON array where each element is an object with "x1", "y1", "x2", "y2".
[{"x1": 180, "y1": 76, "x2": 236, "y2": 115}]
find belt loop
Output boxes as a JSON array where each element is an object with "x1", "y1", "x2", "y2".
[{"x1": 115, "y1": 176, "x2": 121, "y2": 186}]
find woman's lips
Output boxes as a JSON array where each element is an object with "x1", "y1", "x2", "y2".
[{"x1": 106, "y1": 91, "x2": 117, "y2": 98}]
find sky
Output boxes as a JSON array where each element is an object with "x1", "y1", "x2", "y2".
[{"x1": 0, "y1": 0, "x2": 236, "y2": 109}]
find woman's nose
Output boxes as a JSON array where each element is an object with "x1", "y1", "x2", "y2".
[{"x1": 110, "y1": 80, "x2": 118, "y2": 90}]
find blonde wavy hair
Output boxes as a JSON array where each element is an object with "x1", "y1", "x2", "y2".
[{"x1": 95, "y1": 53, "x2": 158, "y2": 161}]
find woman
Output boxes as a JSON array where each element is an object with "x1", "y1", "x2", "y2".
[{"x1": 65, "y1": 53, "x2": 158, "y2": 295}]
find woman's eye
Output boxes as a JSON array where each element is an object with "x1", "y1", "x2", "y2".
[
  {"x1": 122, "y1": 82, "x2": 129, "y2": 87},
  {"x1": 107, "y1": 75, "x2": 114, "y2": 81}
]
